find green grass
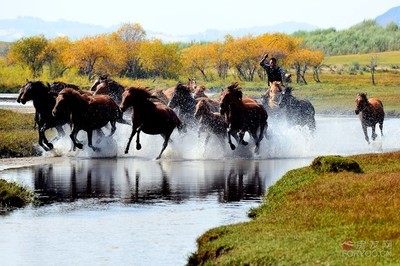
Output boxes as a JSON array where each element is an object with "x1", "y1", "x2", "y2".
[
  {"x1": 0, "y1": 179, "x2": 35, "y2": 210},
  {"x1": 0, "y1": 110, "x2": 40, "y2": 158},
  {"x1": 189, "y1": 153, "x2": 400, "y2": 265}
]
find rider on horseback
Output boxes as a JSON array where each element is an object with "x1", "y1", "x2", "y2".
[{"x1": 259, "y1": 54, "x2": 291, "y2": 107}]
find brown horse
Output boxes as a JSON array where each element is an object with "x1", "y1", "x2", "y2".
[
  {"x1": 52, "y1": 88, "x2": 122, "y2": 151},
  {"x1": 261, "y1": 81, "x2": 285, "y2": 114},
  {"x1": 219, "y1": 82, "x2": 268, "y2": 154},
  {"x1": 90, "y1": 76, "x2": 125, "y2": 104},
  {"x1": 151, "y1": 89, "x2": 170, "y2": 105},
  {"x1": 120, "y1": 86, "x2": 183, "y2": 160},
  {"x1": 354, "y1": 93, "x2": 384, "y2": 144},
  {"x1": 193, "y1": 85, "x2": 208, "y2": 99},
  {"x1": 17, "y1": 81, "x2": 70, "y2": 151},
  {"x1": 168, "y1": 82, "x2": 219, "y2": 127},
  {"x1": 194, "y1": 98, "x2": 228, "y2": 147}
]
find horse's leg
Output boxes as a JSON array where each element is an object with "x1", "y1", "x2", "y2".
[
  {"x1": 136, "y1": 127, "x2": 142, "y2": 150},
  {"x1": 362, "y1": 124, "x2": 370, "y2": 144},
  {"x1": 37, "y1": 127, "x2": 50, "y2": 151},
  {"x1": 239, "y1": 131, "x2": 248, "y2": 145},
  {"x1": 227, "y1": 128, "x2": 237, "y2": 150},
  {"x1": 125, "y1": 128, "x2": 137, "y2": 154},
  {"x1": 87, "y1": 130, "x2": 100, "y2": 152},
  {"x1": 70, "y1": 127, "x2": 83, "y2": 150},
  {"x1": 109, "y1": 121, "x2": 117, "y2": 137},
  {"x1": 371, "y1": 124, "x2": 377, "y2": 141},
  {"x1": 379, "y1": 120, "x2": 384, "y2": 137},
  {"x1": 156, "y1": 132, "x2": 172, "y2": 160}
]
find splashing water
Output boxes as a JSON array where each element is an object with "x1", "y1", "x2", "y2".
[{"x1": 45, "y1": 115, "x2": 400, "y2": 160}]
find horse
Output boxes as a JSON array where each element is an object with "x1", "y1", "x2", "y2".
[
  {"x1": 194, "y1": 98, "x2": 228, "y2": 148},
  {"x1": 168, "y1": 82, "x2": 219, "y2": 128},
  {"x1": 279, "y1": 87, "x2": 316, "y2": 131},
  {"x1": 354, "y1": 93, "x2": 384, "y2": 144},
  {"x1": 119, "y1": 86, "x2": 183, "y2": 160},
  {"x1": 50, "y1": 81, "x2": 82, "y2": 94},
  {"x1": 52, "y1": 88, "x2": 122, "y2": 151},
  {"x1": 261, "y1": 81, "x2": 285, "y2": 116},
  {"x1": 90, "y1": 75, "x2": 125, "y2": 104},
  {"x1": 219, "y1": 82, "x2": 268, "y2": 154},
  {"x1": 162, "y1": 78, "x2": 197, "y2": 103},
  {"x1": 151, "y1": 89, "x2": 170, "y2": 105},
  {"x1": 193, "y1": 85, "x2": 208, "y2": 99},
  {"x1": 17, "y1": 80, "x2": 70, "y2": 151}
]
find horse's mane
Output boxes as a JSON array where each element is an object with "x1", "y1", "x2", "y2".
[
  {"x1": 26, "y1": 80, "x2": 51, "y2": 93},
  {"x1": 175, "y1": 82, "x2": 191, "y2": 95},
  {"x1": 127, "y1": 86, "x2": 153, "y2": 99},
  {"x1": 226, "y1": 81, "x2": 242, "y2": 92},
  {"x1": 358, "y1": 92, "x2": 368, "y2": 100}
]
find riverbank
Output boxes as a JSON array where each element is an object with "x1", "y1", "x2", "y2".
[{"x1": 188, "y1": 152, "x2": 400, "y2": 265}]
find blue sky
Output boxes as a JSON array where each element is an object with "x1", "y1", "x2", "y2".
[{"x1": 3, "y1": 0, "x2": 400, "y2": 35}]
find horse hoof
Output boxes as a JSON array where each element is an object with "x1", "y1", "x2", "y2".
[
  {"x1": 76, "y1": 143, "x2": 83, "y2": 149},
  {"x1": 136, "y1": 144, "x2": 142, "y2": 150},
  {"x1": 230, "y1": 144, "x2": 236, "y2": 150},
  {"x1": 241, "y1": 141, "x2": 248, "y2": 146},
  {"x1": 47, "y1": 143, "x2": 54, "y2": 150}
]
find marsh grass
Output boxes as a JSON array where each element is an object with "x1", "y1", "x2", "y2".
[
  {"x1": 0, "y1": 110, "x2": 40, "y2": 157},
  {"x1": 189, "y1": 152, "x2": 400, "y2": 265},
  {"x1": 0, "y1": 179, "x2": 35, "y2": 210}
]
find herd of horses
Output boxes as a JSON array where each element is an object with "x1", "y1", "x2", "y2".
[{"x1": 16, "y1": 76, "x2": 385, "y2": 159}]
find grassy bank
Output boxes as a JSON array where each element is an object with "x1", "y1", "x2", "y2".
[
  {"x1": 0, "y1": 109, "x2": 40, "y2": 158},
  {"x1": 189, "y1": 153, "x2": 400, "y2": 265},
  {"x1": 0, "y1": 179, "x2": 35, "y2": 210}
]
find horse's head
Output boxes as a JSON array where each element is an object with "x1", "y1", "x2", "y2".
[
  {"x1": 168, "y1": 82, "x2": 192, "y2": 109},
  {"x1": 120, "y1": 86, "x2": 153, "y2": 112},
  {"x1": 194, "y1": 99, "x2": 211, "y2": 120},
  {"x1": 194, "y1": 85, "x2": 207, "y2": 99},
  {"x1": 355, "y1": 93, "x2": 368, "y2": 115},
  {"x1": 17, "y1": 80, "x2": 49, "y2": 104},
  {"x1": 89, "y1": 75, "x2": 107, "y2": 91},
  {"x1": 52, "y1": 88, "x2": 78, "y2": 117},
  {"x1": 219, "y1": 82, "x2": 243, "y2": 115},
  {"x1": 188, "y1": 78, "x2": 197, "y2": 92}
]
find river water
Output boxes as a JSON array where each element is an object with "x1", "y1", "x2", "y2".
[{"x1": 1, "y1": 96, "x2": 400, "y2": 265}]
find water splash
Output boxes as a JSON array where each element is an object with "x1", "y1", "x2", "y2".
[{"x1": 46, "y1": 115, "x2": 400, "y2": 160}]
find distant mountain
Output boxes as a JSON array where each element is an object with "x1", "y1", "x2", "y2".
[
  {"x1": 0, "y1": 16, "x2": 316, "y2": 43},
  {"x1": 376, "y1": 6, "x2": 400, "y2": 26},
  {"x1": 0, "y1": 16, "x2": 118, "y2": 41}
]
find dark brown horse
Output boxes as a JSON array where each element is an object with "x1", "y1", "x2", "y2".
[
  {"x1": 219, "y1": 82, "x2": 268, "y2": 154},
  {"x1": 90, "y1": 75, "x2": 125, "y2": 104},
  {"x1": 50, "y1": 81, "x2": 82, "y2": 94},
  {"x1": 17, "y1": 81, "x2": 70, "y2": 151},
  {"x1": 52, "y1": 88, "x2": 122, "y2": 151},
  {"x1": 168, "y1": 82, "x2": 219, "y2": 127},
  {"x1": 278, "y1": 87, "x2": 316, "y2": 131},
  {"x1": 194, "y1": 98, "x2": 228, "y2": 147},
  {"x1": 120, "y1": 86, "x2": 183, "y2": 160},
  {"x1": 354, "y1": 93, "x2": 384, "y2": 144}
]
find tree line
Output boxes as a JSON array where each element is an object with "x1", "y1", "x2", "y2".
[
  {"x1": 4, "y1": 23, "x2": 323, "y2": 84},
  {"x1": 294, "y1": 20, "x2": 400, "y2": 56}
]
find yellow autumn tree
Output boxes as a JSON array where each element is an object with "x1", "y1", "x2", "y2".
[
  {"x1": 45, "y1": 36, "x2": 72, "y2": 79},
  {"x1": 209, "y1": 41, "x2": 229, "y2": 80},
  {"x1": 181, "y1": 43, "x2": 215, "y2": 81},
  {"x1": 62, "y1": 35, "x2": 111, "y2": 81},
  {"x1": 287, "y1": 48, "x2": 324, "y2": 84},
  {"x1": 139, "y1": 39, "x2": 182, "y2": 79}
]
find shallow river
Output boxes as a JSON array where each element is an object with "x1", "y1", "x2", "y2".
[{"x1": 0, "y1": 112, "x2": 400, "y2": 265}]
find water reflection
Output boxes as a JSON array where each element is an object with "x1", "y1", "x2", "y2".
[{"x1": 9, "y1": 158, "x2": 311, "y2": 206}]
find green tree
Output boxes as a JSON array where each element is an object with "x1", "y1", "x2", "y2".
[{"x1": 7, "y1": 35, "x2": 48, "y2": 78}]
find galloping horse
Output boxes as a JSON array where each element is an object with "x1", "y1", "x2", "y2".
[
  {"x1": 219, "y1": 82, "x2": 268, "y2": 154},
  {"x1": 50, "y1": 81, "x2": 82, "y2": 94},
  {"x1": 52, "y1": 88, "x2": 122, "y2": 151},
  {"x1": 279, "y1": 87, "x2": 316, "y2": 130},
  {"x1": 90, "y1": 75, "x2": 125, "y2": 104},
  {"x1": 168, "y1": 82, "x2": 219, "y2": 127},
  {"x1": 120, "y1": 86, "x2": 183, "y2": 160},
  {"x1": 194, "y1": 99, "x2": 228, "y2": 147},
  {"x1": 163, "y1": 78, "x2": 197, "y2": 102},
  {"x1": 193, "y1": 85, "x2": 208, "y2": 99},
  {"x1": 354, "y1": 93, "x2": 384, "y2": 144},
  {"x1": 17, "y1": 81, "x2": 70, "y2": 151},
  {"x1": 261, "y1": 81, "x2": 285, "y2": 115}
]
